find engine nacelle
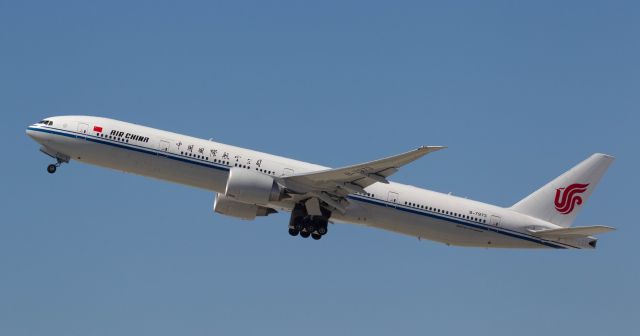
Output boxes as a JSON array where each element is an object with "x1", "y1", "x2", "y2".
[
  {"x1": 224, "y1": 167, "x2": 282, "y2": 205},
  {"x1": 214, "y1": 193, "x2": 276, "y2": 220}
]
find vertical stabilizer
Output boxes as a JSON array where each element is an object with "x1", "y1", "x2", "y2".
[{"x1": 510, "y1": 153, "x2": 614, "y2": 227}]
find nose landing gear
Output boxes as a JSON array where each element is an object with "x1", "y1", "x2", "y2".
[
  {"x1": 39, "y1": 147, "x2": 70, "y2": 175},
  {"x1": 46, "y1": 157, "x2": 66, "y2": 174}
]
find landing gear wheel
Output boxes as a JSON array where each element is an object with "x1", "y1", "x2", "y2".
[
  {"x1": 304, "y1": 223, "x2": 316, "y2": 234},
  {"x1": 47, "y1": 164, "x2": 57, "y2": 174},
  {"x1": 311, "y1": 233, "x2": 322, "y2": 240},
  {"x1": 288, "y1": 228, "x2": 299, "y2": 236},
  {"x1": 317, "y1": 226, "x2": 328, "y2": 235},
  {"x1": 300, "y1": 231, "x2": 311, "y2": 238}
]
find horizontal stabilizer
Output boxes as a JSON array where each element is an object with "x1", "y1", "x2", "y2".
[{"x1": 529, "y1": 225, "x2": 615, "y2": 239}]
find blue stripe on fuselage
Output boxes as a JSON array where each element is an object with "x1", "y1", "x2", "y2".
[
  {"x1": 347, "y1": 194, "x2": 571, "y2": 249},
  {"x1": 27, "y1": 126, "x2": 574, "y2": 249},
  {"x1": 28, "y1": 126, "x2": 229, "y2": 171}
]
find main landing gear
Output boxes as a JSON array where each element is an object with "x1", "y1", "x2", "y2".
[{"x1": 288, "y1": 203, "x2": 330, "y2": 240}]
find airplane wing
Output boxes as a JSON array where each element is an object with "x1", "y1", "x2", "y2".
[
  {"x1": 528, "y1": 225, "x2": 615, "y2": 239},
  {"x1": 280, "y1": 146, "x2": 445, "y2": 213}
]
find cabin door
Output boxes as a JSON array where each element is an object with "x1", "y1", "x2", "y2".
[
  {"x1": 77, "y1": 122, "x2": 89, "y2": 139},
  {"x1": 387, "y1": 191, "x2": 400, "y2": 207},
  {"x1": 282, "y1": 168, "x2": 294, "y2": 177},
  {"x1": 158, "y1": 140, "x2": 171, "y2": 153}
]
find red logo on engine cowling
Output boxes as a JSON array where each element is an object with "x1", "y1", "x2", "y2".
[{"x1": 554, "y1": 183, "x2": 589, "y2": 214}]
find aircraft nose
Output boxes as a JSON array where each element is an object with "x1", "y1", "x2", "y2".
[
  {"x1": 26, "y1": 125, "x2": 43, "y2": 142},
  {"x1": 26, "y1": 127, "x2": 35, "y2": 138}
]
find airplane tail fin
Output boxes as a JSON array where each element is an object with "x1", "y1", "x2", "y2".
[{"x1": 510, "y1": 153, "x2": 614, "y2": 228}]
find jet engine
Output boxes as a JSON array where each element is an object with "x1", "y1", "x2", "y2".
[
  {"x1": 213, "y1": 193, "x2": 276, "y2": 220},
  {"x1": 224, "y1": 167, "x2": 283, "y2": 205}
]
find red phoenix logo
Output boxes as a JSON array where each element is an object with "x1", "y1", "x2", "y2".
[{"x1": 554, "y1": 183, "x2": 589, "y2": 214}]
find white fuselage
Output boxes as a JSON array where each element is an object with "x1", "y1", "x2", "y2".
[{"x1": 26, "y1": 116, "x2": 592, "y2": 249}]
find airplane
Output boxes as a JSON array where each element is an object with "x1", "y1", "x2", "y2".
[{"x1": 26, "y1": 116, "x2": 615, "y2": 249}]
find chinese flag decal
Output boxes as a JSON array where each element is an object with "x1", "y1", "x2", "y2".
[{"x1": 93, "y1": 126, "x2": 103, "y2": 132}]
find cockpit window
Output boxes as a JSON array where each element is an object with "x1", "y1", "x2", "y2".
[{"x1": 38, "y1": 120, "x2": 53, "y2": 125}]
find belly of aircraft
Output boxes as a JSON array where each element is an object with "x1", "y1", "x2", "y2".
[{"x1": 336, "y1": 199, "x2": 544, "y2": 248}]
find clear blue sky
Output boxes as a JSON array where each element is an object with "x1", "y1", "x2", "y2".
[{"x1": 1, "y1": 1, "x2": 638, "y2": 335}]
